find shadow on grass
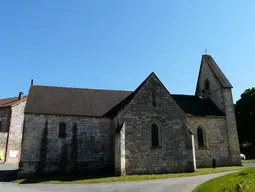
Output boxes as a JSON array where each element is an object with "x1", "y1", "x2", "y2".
[{"x1": 17, "y1": 169, "x2": 116, "y2": 184}]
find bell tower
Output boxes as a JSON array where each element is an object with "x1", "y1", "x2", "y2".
[{"x1": 195, "y1": 54, "x2": 241, "y2": 166}]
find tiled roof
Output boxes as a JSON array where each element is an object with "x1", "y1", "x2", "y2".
[
  {"x1": 25, "y1": 84, "x2": 224, "y2": 117},
  {"x1": 0, "y1": 96, "x2": 27, "y2": 108},
  {"x1": 103, "y1": 72, "x2": 154, "y2": 117},
  {"x1": 25, "y1": 85, "x2": 132, "y2": 116}
]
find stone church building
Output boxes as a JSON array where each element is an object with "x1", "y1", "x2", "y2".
[{"x1": 19, "y1": 54, "x2": 241, "y2": 177}]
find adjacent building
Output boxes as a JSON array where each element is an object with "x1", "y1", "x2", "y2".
[{"x1": 0, "y1": 92, "x2": 27, "y2": 164}]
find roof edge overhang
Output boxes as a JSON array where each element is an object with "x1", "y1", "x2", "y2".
[
  {"x1": 187, "y1": 114, "x2": 226, "y2": 118},
  {"x1": 10, "y1": 98, "x2": 27, "y2": 108},
  {"x1": 24, "y1": 111, "x2": 113, "y2": 119}
]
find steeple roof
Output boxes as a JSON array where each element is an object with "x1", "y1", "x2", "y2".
[{"x1": 201, "y1": 55, "x2": 232, "y2": 88}]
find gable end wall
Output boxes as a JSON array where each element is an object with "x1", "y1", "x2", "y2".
[{"x1": 122, "y1": 75, "x2": 194, "y2": 174}]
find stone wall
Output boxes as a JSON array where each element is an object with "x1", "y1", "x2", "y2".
[
  {"x1": 0, "y1": 108, "x2": 10, "y2": 163},
  {"x1": 19, "y1": 114, "x2": 113, "y2": 177},
  {"x1": 6, "y1": 101, "x2": 26, "y2": 164},
  {"x1": 117, "y1": 74, "x2": 194, "y2": 174},
  {"x1": 188, "y1": 116, "x2": 230, "y2": 168},
  {"x1": 195, "y1": 59, "x2": 241, "y2": 166},
  {"x1": 114, "y1": 122, "x2": 126, "y2": 175},
  {"x1": 195, "y1": 60, "x2": 225, "y2": 112},
  {"x1": 223, "y1": 89, "x2": 241, "y2": 165}
]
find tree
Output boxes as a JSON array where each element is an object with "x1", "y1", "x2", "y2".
[{"x1": 235, "y1": 88, "x2": 255, "y2": 144}]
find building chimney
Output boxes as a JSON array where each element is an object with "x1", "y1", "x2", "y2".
[
  {"x1": 18, "y1": 92, "x2": 24, "y2": 100},
  {"x1": 30, "y1": 79, "x2": 34, "y2": 86}
]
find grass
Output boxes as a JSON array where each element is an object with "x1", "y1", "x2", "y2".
[
  {"x1": 14, "y1": 166, "x2": 244, "y2": 184},
  {"x1": 242, "y1": 159, "x2": 255, "y2": 163},
  {"x1": 193, "y1": 167, "x2": 255, "y2": 192}
]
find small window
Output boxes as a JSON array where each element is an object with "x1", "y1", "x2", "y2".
[
  {"x1": 72, "y1": 123, "x2": 77, "y2": 135},
  {"x1": 59, "y1": 122, "x2": 66, "y2": 138},
  {"x1": 204, "y1": 79, "x2": 210, "y2": 91},
  {"x1": 197, "y1": 127, "x2": 205, "y2": 147},
  {"x1": 152, "y1": 91, "x2": 157, "y2": 107},
  {"x1": 151, "y1": 123, "x2": 160, "y2": 147}
]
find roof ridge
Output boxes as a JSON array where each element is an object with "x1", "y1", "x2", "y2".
[
  {"x1": 0, "y1": 95, "x2": 28, "y2": 101},
  {"x1": 172, "y1": 94, "x2": 196, "y2": 97},
  {"x1": 0, "y1": 96, "x2": 27, "y2": 108},
  {"x1": 31, "y1": 85, "x2": 133, "y2": 92},
  {"x1": 103, "y1": 72, "x2": 156, "y2": 117}
]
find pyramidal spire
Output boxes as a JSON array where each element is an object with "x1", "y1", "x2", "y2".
[
  {"x1": 201, "y1": 55, "x2": 232, "y2": 88},
  {"x1": 202, "y1": 55, "x2": 233, "y2": 88},
  {"x1": 195, "y1": 54, "x2": 233, "y2": 97}
]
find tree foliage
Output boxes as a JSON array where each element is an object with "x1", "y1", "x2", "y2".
[{"x1": 235, "y1": 88, "x2": 255, "y2": 145}]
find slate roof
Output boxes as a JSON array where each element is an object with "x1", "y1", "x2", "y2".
[
  {"x1": 25, "y1": 85, "x2": 132, "y2": 116},
  {"x1": 0, "y1": 96, "x2": 27, "y2": 108},
  {"x1": 201, "y1": 55, "x2": 232, "y2": 88},
  {"x1": 103, "y1": 72, "x2": 155, "y2": 117},
  {"x1": 25, "y1": 84, "x2": 225, "y2": 117},
  {"x1": 171, "y1": 94, "x2": 225, "y2": 116}
]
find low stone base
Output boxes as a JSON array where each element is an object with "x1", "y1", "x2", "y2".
[
  {"x1": 18, "y1": 161, "x2": 114, "y2": 178},
  {"x1": 124, "y1": 161, "x2": 195, "y2": 175}
]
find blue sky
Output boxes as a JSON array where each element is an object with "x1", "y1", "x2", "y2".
[{"x1": 0, "y1": 1, "x2": 254, "y2": 102}]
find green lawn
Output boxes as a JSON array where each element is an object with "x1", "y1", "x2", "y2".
[
  {"x1": 193, "y1": 167, "x2": 255, "y2": 192},
  {"x1": 242, "y1": 159, "x2": 255, "y2": 163},
  {"x1": 14, "y1": 166, "x2": 244, "y2": 184}
]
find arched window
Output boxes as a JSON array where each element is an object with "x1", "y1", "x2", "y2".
[
  {"x1": 151, "y1": 123, "x2": 160, "y2": 147},
  {"x1": 197, "y1": 127, "x2": 204, "y2": 147},
  {"x1": 59, "y1": 122, "x2": 66, "y2": 138},
  {"x1": 204, "y1": 79, "x2": 210, "y2": 91}
]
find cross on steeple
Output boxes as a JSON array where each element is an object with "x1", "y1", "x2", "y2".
[{"x1": 204, "y1": 48, "x2": 208, "y2": 55}]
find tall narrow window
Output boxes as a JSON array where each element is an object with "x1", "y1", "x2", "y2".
[
  {"x1": 151, "y1": 123, "x2": 159, "y2": 147},
  {"x1": 59, "y1": 122, "x2": 66, "y2": 138},
  {"x1": 197, "y1": 127, "x2": 204, "y2": 147},
  {"x1": 204, "y1": 79, "x2": 210, "y2": 91},
  {"x1": 152, "y1": 91, "x2": 157, "y2": 107}
]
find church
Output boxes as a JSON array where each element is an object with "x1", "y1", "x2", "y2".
[{"x1": 18, "y1": 54, "x2": 241, "y2": 177}]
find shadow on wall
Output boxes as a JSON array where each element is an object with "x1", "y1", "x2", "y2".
[
  {"x1": 0, "y1": 164, "x2": 19, "y2": 181},
  {"x1": 17, "y1": 169, "x2": 116, "y2": 184},
  {"x1": 0, "y1": 170, "x2": 18, "y2": 182}
]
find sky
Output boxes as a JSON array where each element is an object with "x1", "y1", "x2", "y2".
[{"x1": 0, "y1": 1, "x2": 255, "y2": 103}]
